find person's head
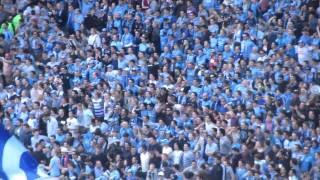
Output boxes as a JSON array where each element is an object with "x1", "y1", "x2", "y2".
[
  {"x1": 95, "y1": 160, "x2": 102, "y2": 168},
  {"x1": 33, "y1": 129, "x2": 40, "y2": 136},
  {"x1": 149, "y1": 163, "x2": 155, "y2": 170},
  {"x1": 51, "y1": 148, "x2": 58, "y2": 157},
  {"x1": 183, "y1": 143, "x2": 190, "y2": 151},
  {"x1": 191, "y1": 160, "x2": 197, "y2": 168},
  {"x1": 67, "y1": 161, "x2": 75, "y2": 170},
  {"x1": 215, "y1": 155, "x2": 221, "y2": 164},
  {"x1": 68, "y1": 111, "x2": 74, "y2": 118},
  {"x1": 303, "y1": 146, "x2": 309, "y2": 154},
  {"x1": 141, "y1": 145, "x2": 147, "y2": 152},
  {"x1": 150, "y1": 136, "x2": 157, "y2": 144},
  {"x1": 207, "y1": 136, "x2": 213, "y2": 143}
]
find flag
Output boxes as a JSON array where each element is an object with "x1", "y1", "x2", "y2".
[{"x1": 0, "y1": 125, "x2": 47, "y2": 180}]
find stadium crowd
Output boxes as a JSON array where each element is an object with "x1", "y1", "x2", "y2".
[{"x1": 0, "y1": 0, "x2": 319, "y2": 179}]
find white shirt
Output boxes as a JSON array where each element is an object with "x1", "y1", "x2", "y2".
[
  {"x1": 27, "y1": 118, "x2": 38, "y2": 130},
  {"x1": 66, "y1": 117, "x2": 79, "y2": 130},
  {"x1": 205, "y1": 122, "x2": 216, "y2": 135},
  {"x1": 47, "y1": 117, "x2": 58, "y2": 137},
  {"x1": 171, "y1": 150, "x2": 183, "y2": 165},
  {"x1": 295, "y1": 45, "x2": 312, "y2": 64},
  {"x1": 30, "y1": 88, "x2": 43, "y2": 102},
  {"x1": 21, "y1": 96, "x2": 31, "y2": 105},
  {"x1": 88, "y1": 34, "x2": 102, "y2": 48},
  {"x1": 162, "y1": 146, "x2": 173, "y2": 155},
  {"x1": 288, "y1": 176, "x2": 298, "y2": 180},
  {"x1": 140, "y1": 151, "x2": 150, "y2": 172},
  {"x1": 90, "y1": 124, "x2": 99, "y2": 133}
]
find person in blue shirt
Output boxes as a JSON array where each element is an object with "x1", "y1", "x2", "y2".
[
  {"x1": 200, "y1": 93, "x2": 212, "y2": 108},
  {"x1": 241, "y1": 33, "x2": 255, "y2": 59},
  {"x1": 72, "y1": 9, "x2": 84, "y2": 31},
  {"x1": 202, "y1": 0, "x2": 216, "y2": 11},
  {"x1": 277, "y1": 29, "x2": 296, "y2": 47},
  {"x1": 121, "y1": 26, "x2": 134, "y2": 48},
  {"x1": 109, "y1": 164, "x2": 121, "y2": 180},
  {"x1": 299, "y1": 29, "x2": 313, "y2": 45},
  {"x1": 195, "y1": 49, "x2": 208, "y2": 66},
  {"x1": 193, "y1": 37, "x2": 203, "y2": 52},
  {"x1": 222, "y1": 44, "x2": 234, "y2": 62},
  {"x1": 110, "y1": 34, "x2": 123, "y2": 51},
  {"x1": 177, "y1": 90, "x2": 188, "y2": 105},
  {"x1": 122, "y1": 13, "x2": 135, "y2": 33},
  {"x1": 120, "y1": 121, "x2": 133, "y2": 138},
  {"x1": 193, "y1": 25, "x2": 204, "y2": 39},
  {"x1": 171, "y1": 44, "x2": 183, "y2": 59},
  {"x1": 300, "y1": 147, "x2": 315, "y2": 173},
  {"x1": 216, "y1": 30, "x2": 228, "y2": 52},
  {"x1": 113, "y1": 13, "x2": 123, "y2": 34},
  {"x1": 66, "y1": 4, "x2": 75, "y2": 33},
  {"x1": 1, "y1": 23, "x2": 13, "y2": 42},
  {"x1": 159, "y1": 46, "x2": 172, "y2": 62},
  {"x1": 55, "y1": 127, "x2": 66, "y2": 144},
  {"x1": 146, "y1": 103, "x2": 156, "y2": 123},
  {"x1": 117, "y1": 54, "x2": 128, "y2": 70},
  {"x1": 138, "y1": 35, "x2": 150, "y2": 53},
  {"x1": 46, "y1": 149, "x2": 61, "y2": 177},
  {"x1": 81, "y1": 0, "x2": 94, "y2": 17},
  {"x1": 112, "y1": 0, "x2": 128, "y2": 17}
]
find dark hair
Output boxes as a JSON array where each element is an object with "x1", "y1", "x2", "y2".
[{"x1": 183, "y1": 171, "x2": 194, "y2": 179}]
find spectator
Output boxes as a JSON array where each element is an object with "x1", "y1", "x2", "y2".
[{"x1": 0, "y1": 0, "x2": 318, "y2": 179}]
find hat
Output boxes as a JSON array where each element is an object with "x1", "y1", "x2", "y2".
[
  {"x1": 123, "y1": 67, "x2": 130, "y2": 71},
  {"x1": 61, "y1": 147, "x2": 69, "y2": 153},
  {"x1": 232, "y1": 144, "x2": 241, "y2": 150},
  {"x1": 7, "y1": 85, "x2": 14, "y2": 89},
  {"x1": 111, "y1": 137, "x2": 120, "y2": 144},
  {"x1": 160, "y1": 139, "x2": 169, "y2": 145}
]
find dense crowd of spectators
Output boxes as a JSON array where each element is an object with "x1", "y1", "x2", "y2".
[{"x1": 0, "y1": 0, "x2": 320, "y2": 179}]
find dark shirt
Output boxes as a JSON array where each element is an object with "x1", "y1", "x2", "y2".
[
  {"x1": 210, "y1": 163, "x2": 223, "y2": 180},
  {"x1": 32, "y1": 150, "x2": 48, "y2": 164}
]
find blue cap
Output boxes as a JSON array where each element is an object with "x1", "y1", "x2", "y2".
[
  {"x1": 232, "y1": 143, "x2": 241, "y2": 150},
  {"x1": 160, "y1": 139, "x2": 169, "y2": 145}
]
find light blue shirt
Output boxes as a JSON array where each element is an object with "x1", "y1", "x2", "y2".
[
  {"x1": 110, "y1": 170, "x2": 121, "y2": 180},
  {"x1": 49, "y1": 156, "x2": 61, "y2": 177}
]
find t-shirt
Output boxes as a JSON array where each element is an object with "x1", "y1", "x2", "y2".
[
  {"x1": 295, "y1": 45, "x2": 312, "y2": 64},
  {"x1": 140, "y1": 151, "x2": 150, "y2": 172},
  {"x1": 66, "y1": 117, "x2": 79, "y2": 130},
  {"x1": 49, "y1": 156, "x2": 61, "y2": 177},
  {"x1": 172, "y1": 150, "x2": 183, "y2": 165}
]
